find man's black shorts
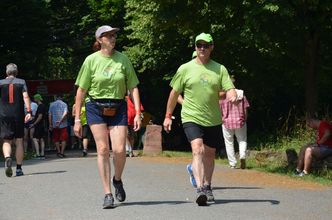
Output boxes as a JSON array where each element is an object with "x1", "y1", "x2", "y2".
[
  {"x1": 183, "y1": 122, "x2": 223, "y2": 149},
  {"x1": 0, "y1": 117, "x2": 24, "y2": 139},
  {"x1": 82, "y1": 125, "x2": 92, "y2": 139},
  {"x1": 33, "y1": 124, "x2": 46, "y2": 139}
]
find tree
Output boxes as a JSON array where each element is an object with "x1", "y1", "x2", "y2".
[
  {"x1": 124, "y1": 0, "x2": 332, "y2": 131},
  {"x1": 0, "y1": 0, "x2": 50, "y2": 79}
]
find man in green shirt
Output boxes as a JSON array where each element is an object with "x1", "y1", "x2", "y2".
[{"x1": 163, "y1": 33, "x2": 237, "y2": 206}]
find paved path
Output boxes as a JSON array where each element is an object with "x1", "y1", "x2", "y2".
[{"x1": 0, "y1": 150, "x2": 331, "y2": 220}]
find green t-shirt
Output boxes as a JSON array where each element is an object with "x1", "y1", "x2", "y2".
[
  {"x1": 170, "y1": 59, "x2": 234, "y2": 126},
  {"x1": 75, "y1": 51, "x2": 139, "y2": 99}
]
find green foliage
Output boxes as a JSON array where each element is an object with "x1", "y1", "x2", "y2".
[
  {"x1": 39, "y1": 0, "x2": 127, "y2": 80},
  {"x1": 0, "y1": 0, "x2": 331, "y2": 133},
  {"x1": 0, "y1": 0, "x2": 50, "y2": 78},
  {"x1": 123, "y1": 0, "x2": 332, "y2": 128},
  {"x1": 43, "y1": 48, "x2": 73, "y2": 79}
]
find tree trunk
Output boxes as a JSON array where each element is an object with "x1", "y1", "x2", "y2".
[{"x1": 304, "y1": 30, "x2": 319, "y2": 117}]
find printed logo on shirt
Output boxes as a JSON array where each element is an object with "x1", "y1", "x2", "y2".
[
  {"x1": 103, "y1": 67, "x2": 113, "y2": 78},
  {"x1": 199, "y1": 74, "x2": 210, "y2": 86}
]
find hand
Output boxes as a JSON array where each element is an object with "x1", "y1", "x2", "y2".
[
  {"x1": 55, "y1": 121, "x2": 60, "y2": 128},
  {"x1": 226, "y1": 89, "x2": 237, "y2": 103},
  {"x1": 24, "y1": 113, "x2": 31, "y2": 123},
  {"x1": 74, "y1": 121, "x2": 82, "y2": 138},
  {"x1": 133, "y1": 114, "x2": 141, "y2": 132},
  {"x1": 163, "y1": 117, "x2": 172, "y2": 133},
  {"x1": 228, "y1": 95, "x2": 237, "y2": 103}
]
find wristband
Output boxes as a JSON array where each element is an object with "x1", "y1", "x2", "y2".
[
  {"x1": 135, "y1": 110, "x2": 141, "y2": 115},
  {"x1": 165, "y1": 112, "x2": 172, "y2": 119},
  {"x1": 26, "y1": 111, "x2": 32, "y2": 114},
  {"x1": 75, "y1": 119, "x2": 81, "y2": 123}
]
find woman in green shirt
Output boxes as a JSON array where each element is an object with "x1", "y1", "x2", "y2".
[{"x1": 74, "y1": 25, "x2": 142, "y2": 209}]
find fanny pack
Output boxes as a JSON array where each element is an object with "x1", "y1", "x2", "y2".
[
  {"x1": 100, "y1": 104, "x2": 118, "y2": 116},
  {"x1": 88, "y1": 96, "x2": 123, "y2": 117}
]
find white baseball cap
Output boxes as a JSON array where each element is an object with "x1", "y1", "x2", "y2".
[{"x1": 95, "y1": 25, "x2": 119, "y2": 38}]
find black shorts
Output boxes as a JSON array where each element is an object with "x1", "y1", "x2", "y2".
[
  {"x1": 183, "y1": 122, "x2": 223, "y2": 149},
  {"x1": 127, "y1": 125, "x2": 135, "y2": 137},
  {"x1": 0, "y1": 117, "x2": 24, "y2": 139},
  {"x1": 33, "y1": 124, "x2": 46, "y2": 139},
  {"x1": 82, "y1": 125, "x2": 92, "y2": 139}
]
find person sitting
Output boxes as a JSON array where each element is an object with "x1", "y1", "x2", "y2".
[{"x1": 295, "y1": 118, "x2": 332, "y2": 176}]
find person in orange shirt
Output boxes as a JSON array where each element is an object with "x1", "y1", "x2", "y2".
[{"x1": 125, "y1": 94, "x2": 144, "y2": 157}]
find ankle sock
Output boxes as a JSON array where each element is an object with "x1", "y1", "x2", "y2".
[{"x1": 113, "y1": 177, "x2": 122, "y2": 183}]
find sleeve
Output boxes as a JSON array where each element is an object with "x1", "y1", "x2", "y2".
[
  {"x1": 64, "y1": 103, "x2": 68, "y2": 113},
  {"x1": 170, "y1": 65, "x2": 185, "y2": 94},
  {"x1": 48, "y1": 103, "x2": 52, "y2": 114},
  {"x1": 75, "y1": 57, "x2": 92, "y2": 90},
  {"x1": 320, "y1": 122, "x2": 329, "y2": 133},
  {"x1": 124, "y1": 55, "x2": 139, "y2": 90},
  {"x1": 220, "y1": 65, "x2": 234, "y2": 91},
  {"x1": 22, "y1": 79, "x2": 28, "y2": 93}
]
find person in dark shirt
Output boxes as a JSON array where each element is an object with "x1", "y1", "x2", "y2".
[
  {"x1": 0, "y1": 63, "x2": 32, "y2": 177},
  {"x1": 30, "y1": 94, "x2": 47, "y2": 159}
]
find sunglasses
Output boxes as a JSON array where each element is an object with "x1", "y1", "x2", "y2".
[{"x1": 196, "y1": 43, "x2": 211, "y2": 49}]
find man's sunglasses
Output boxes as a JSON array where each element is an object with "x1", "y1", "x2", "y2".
[{"x1": 196, "y1": 43, "x2": 211, "y2": 49}]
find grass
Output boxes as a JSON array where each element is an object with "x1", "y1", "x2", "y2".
[
  {"x1": 145, "y1": 120, "x2": 332, "y2": 186},
  {"x1": 161, "y1": 151, "x2": 192, "y2": 158},
  {"x1": 156, "y1": 149, "x2": 332, "y2": 186}
]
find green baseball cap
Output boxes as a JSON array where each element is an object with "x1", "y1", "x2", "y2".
[
  {"x1": 33, "y1": 93, "x2": 43, "y2": 101},
  {"x1": 195, "y1": 33, "x2": 213, "y2": 44}
]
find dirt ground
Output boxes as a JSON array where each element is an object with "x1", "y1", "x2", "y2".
[{"x1": 140, "y1": 156, "x2": 330, "y2": 191}]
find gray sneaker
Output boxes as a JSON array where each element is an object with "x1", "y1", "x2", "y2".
[
  {"x1": 196, "y1": 188, "x2": 207, "y2": 206},
  {"x1": 203, "y1": 184, "x2": 215, "y2": 202},
  {"x1": 294, "y1": 169, "x2": 302, "y2": 176},
  {"x1": 113, "y1": 177, "x2": 126, "y2": 202},
  {"x1": 103, "y1": 193, "x2": 115, "y2": 209},
  {"x1": 5, "y1": 157, "x2": 13, "y2": 177},
  {"x1": 16, "y1": 168, "x2": 24, "y2": 177},
  {"x1": 298, "y1": 171, "x2": 308, "y2": 177}
]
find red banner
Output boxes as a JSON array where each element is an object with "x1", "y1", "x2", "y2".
[{"x1": 27, "y1": 80, "x2": 76, "y2": 96}]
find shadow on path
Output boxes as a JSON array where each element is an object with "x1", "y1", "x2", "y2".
[
  {"x1": 215, "y1": 199, "x2": 280, "y2": 205},
  {"x1": 120, "y1": 200, "x2": 191, "y2": 206},
  {"x1": 24, "y1": 170, "x2": 67, "y2": 176},
  {"x1": 213, "y1": 186, "x2": 262, "y2": 190}
]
